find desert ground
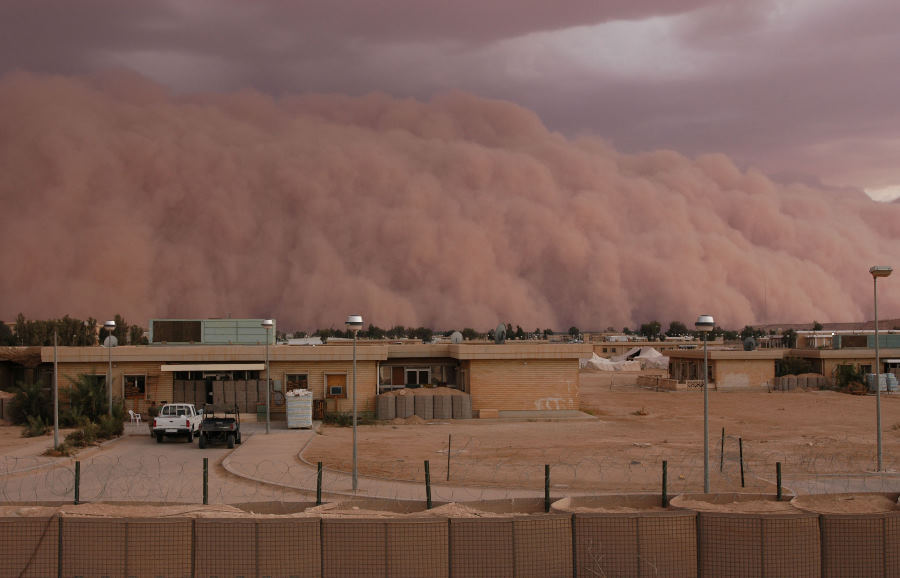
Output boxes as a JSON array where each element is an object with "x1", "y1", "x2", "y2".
[
  {"x1": 2, "y1": 370, "x2": 900, "y2": 504},
  {"x1": 303, "y1": 371, "x2": 900, "y2": 495}
]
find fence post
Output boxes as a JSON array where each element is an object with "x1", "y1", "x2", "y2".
[
  {"x1": 739, "y1": 437, "x2": 745, "y2": 488},
  {"x1": 720, "y1": 427, "x2": 725, "y2": 472},
  {"x1": 57, "y1": 516, "x2": 63, "y2": 578},
  {"x1": 662, "y1": 460, "x2": 668, "y2": 507},
  {"x1": 202, "y1": 457, "x2": 208, "y2": 505},
  {"x1": 74, "y1": 461, "x2": 80, "y2": 505},
  {"x1": 317, "y1": 461, "x2": 323, "y2": 505},
  {"x1": 776, "y1": 462, "x2": 782, "y2": 501},
  {"x1": 425, "y1": 460, "x2": 432, "y2": 509},
  {"x1": 544, "y1": 464, "x2": 550, "y2": 512},
  {"x1": 447, "y1": 434, "x2": 451, "y2": 481}
]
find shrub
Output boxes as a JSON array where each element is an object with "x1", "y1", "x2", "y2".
[
  {"x1": 66, "y1": 374, "x2": 109, "y2": 422},
  {"x1": 324, "y1": 411, "x2": 375, "y2": 427},
  {"x1": 22, "y1": 415, "x2": 48, "y2": 438},
  {"x1": 97, "y1": 413, "x2": 124, "y2": 440},
  {"x1": 65, "y1": 423, "x2": 100, "y2": 447},
  {"x1": 9, "y1": 380, "x2": 50, "y2": 425}
]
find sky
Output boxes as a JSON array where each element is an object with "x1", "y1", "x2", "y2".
[{"x1": 1, "y1": 1, "x2": 898, "y2": 331}]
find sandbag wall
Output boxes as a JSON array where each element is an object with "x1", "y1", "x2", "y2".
[{"x1": 376, "y1": 392, "x2": 472, "y2": 420}]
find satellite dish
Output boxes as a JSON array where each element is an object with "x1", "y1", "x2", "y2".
[
  {"x1": 450, "y1": 331, "x2": 463, "y2": 344},
  {"x1": 103, "y1": 335, "x2": 118, "y2": 347},
  {"x1": 494, "y1": 323, "x2": 507, "y2": 344}
]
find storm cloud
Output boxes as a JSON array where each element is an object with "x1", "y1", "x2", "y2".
[{"x1": 1, "y1": 72, "x2": 896, "y2": 331}]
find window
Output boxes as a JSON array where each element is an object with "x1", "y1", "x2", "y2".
[
  {"x1": 285, "y1": 373, "x2": 309, "y2": 390},
  {"x1": 325, "y1": 373, "x2": 347, "y2": 398},
  {"x1": 124, "y1": 375, "x2": 146, "y2": 398},
  {"x1": 405, "y1": 368, "x2": 430, "y2": 386}
]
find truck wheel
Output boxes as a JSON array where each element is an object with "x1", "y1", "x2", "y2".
[
  {"x1": 187, "y1": 430, "x2": 193, "y2": 443},
  {"x1": 199, "y1": 434, "x2": 206, "y2": 449},
  {"x1": 156, "y1": 432, "x2": 163, "y2": 444},
  {"x1": 227, "y1": 434, "x2": 235, "y2": 449},
  {"x1": 236, "y1": 433, "x2": 242, "y2": 445}
]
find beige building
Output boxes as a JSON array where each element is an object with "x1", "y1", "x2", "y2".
[
  {"x1": 668, "y1": 349, "x2": 786, "y2": 390},
  {"x1": 40, "y1": 342, "x2": 591, "y2": 417}
]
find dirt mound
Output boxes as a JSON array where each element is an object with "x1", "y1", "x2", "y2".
[
  {"x1": 791, "y1": 493, "x2": 899, "y2": 514},
  {"x1": 57, "y1": 503, "x2": 251, "y2": 518},
  {"x1": 670, "y1": 494, "x2": 798, "y2": 513}
]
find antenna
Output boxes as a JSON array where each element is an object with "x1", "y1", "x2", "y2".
[{"x1": 494, "y1": 323, "x2": 507, "y2": 344}]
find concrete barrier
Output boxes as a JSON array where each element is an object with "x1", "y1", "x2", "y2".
[
  {"x1": 451, "y1": 395, "x2": 472, "y2": 419},
  {"x1": 414, "y1": 394, "x2": 434, "y2": 420},
  {"x1": 376, "y1": 395, "x2": 396, "y2": 420},
  {"x1": 433, "y1": 395, "x2": 452, "y2": 419},
  {"x1": 396, "y1": 396, "x2": 414, "y2": 418}
]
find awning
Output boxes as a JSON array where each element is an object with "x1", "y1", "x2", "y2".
[
  {"x1": 160, "y1": 364, "x2": 266, "y2": 372},
  {"x1": 885, "y1": 359, "x2": 900, "y2": 364}
]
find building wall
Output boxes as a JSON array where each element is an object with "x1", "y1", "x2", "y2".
[
  {"x1": 467, "y1": 359, "x2": 579, "y2": 411},
  {"x1": 54, "y1": 361, "x2": 168, "y2": 415},
  {"x1": 269, "y1": 360, "x2": 377, "y2": 414},
  {"x1": 714, "y1": 359, "x2": 774, "y2": 390}
]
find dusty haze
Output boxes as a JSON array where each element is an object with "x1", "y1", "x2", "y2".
[{"x1": 1, "y1": 72, "x2": 898, "y2": 331}]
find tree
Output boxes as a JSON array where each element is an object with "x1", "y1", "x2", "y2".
[
  {"x1": 666, "y1": 321, "x2": 688, "y2": 337},
  {"x1": 365, "y1": 324, "x2": 386, "y2": 340},
  {"x1": 782, "y1": 328, "x2": 797, "y2": 348},
  {"x1": 461, "y1": 328, "x2": 479, "y2": 341},
  {"x1": 66, "y1": 374, "x2": 109, "y2": 423},
  {"x1": 543, "y1": 328, "x2": 553, "y2": 338},
  {"x1": 411, "y1": 327, "x2": 434, "y2": 343},
  {"x1": 812, "y1": 321, "x2": 824, "y2": 331},
  {"x1": 0, "y1": 322, "x2": 14, "y2": 346},
  {"x1": 9, "y1": 379, "x2": 50, "y2": 425},
  {"x1": 739, "y1": 325, "x2": 758, "y2": 341},
  {"x1": 568, "y1": 326, "x2": 581, "y2": 338},
  {"x1": 129, "y1": 325, "x2": 149, "y2": 345},
  {"x1": 638, "y1": 321, "x2": 661, "y2": 340},
  {"x1": 515, "y1": 325, "x2": 525, "y2": 340}
]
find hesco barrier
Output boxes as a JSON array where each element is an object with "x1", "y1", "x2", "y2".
[
  {"x1": 697, "y1": 512, "x2": 820, "y2": 577},
  {"x1": 820, "y1": 512, "x2": 900, "y2": 577},
  {"x1": 2, "y1": 504, "x2": 900, "y2": 576},
  {"x1": 573, "y1": 511, "x2": 697, "y2": 577}
]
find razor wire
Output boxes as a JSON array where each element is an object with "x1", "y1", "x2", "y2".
[{"x1": 2, "y1": 426, "x2": 900, "y2": 506}]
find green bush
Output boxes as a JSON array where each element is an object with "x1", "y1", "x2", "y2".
[
  {"x1": 22, "y1": 415, "x2": 48, "y2": 438},
  {"x1": 9, "y1": 380, "x2": 50, "y2": 425},
  {"x1": 97, "y1": 413, "x2": 124, "y2": 439},
  {"x1": 66, "y1": 374, "x2": 110, "y2": 422},
  {"x1": 65, "y1": 423, "x2": 100, "y2": 447}
]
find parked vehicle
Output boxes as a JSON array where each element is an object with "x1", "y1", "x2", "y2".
[
  {"x1": 152, "y1": 403, "x2": 202, "y2": 443},
  {"x1": 198, "y1": 404, "x2": 242, "y2": 449}
]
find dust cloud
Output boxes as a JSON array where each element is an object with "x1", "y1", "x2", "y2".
[{"x1": 1, "y1": 71, "x2": 897, "y2": 331}]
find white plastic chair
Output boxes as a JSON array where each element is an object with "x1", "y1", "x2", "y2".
[{"x1": 129, "y1": 409, "x2": 142, "y2": 424}]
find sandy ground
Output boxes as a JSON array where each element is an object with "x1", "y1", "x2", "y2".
[{"x1": 302, "y1": 371, "x2": 900, "y2": 494}]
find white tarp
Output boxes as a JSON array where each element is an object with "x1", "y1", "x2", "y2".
[
  {"x1": 586, "y1": 346, "x2": 669, "y2": 371},
  {"x1": 580, "y1": 353, "x2": 643, "y2": 372}
]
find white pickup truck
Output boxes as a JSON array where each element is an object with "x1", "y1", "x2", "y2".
[{"x1": 152, "y1": 403, "x2": 202, "y2": 443}]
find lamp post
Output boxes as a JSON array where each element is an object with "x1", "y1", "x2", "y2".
[
  {"x1": 346, "y1": 314, "x2": 364, "y2": 491},
  {"x1": 870, "y1": 266, "x2": 892, "y2": 472},
  {"x1": 262, "y1": 319, "x2": 274, "y2": 435},
  {"x1": 695, "y1": 314, "x2": 715, "y2": 493},
  {"x1": 104, "y1": 320, "x2": 116, "y2": 416}
]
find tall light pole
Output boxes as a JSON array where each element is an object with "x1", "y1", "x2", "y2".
[
  {"x1": 104, "y1": 320, "x2": 116, "y2": 416},
  {"x1": 53, "y1": 328, "x2": 58, "y2": 449},
  {"x1": 346, "y1": 314, "x2": 363, "y2": 491},
  {"x1": 870, "y1": 266, "x2": 892, "y2": 472},
  {"x1": 696, "y1": 314, "x2": 715, "y2": 493},
  {"x1": 262, "y1": 319, "x2": 274, "y2": 434}
]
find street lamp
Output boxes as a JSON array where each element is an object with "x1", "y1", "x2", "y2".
[
  {"x1": 870, "y1": 266, "x2": 892, "y2": 472},
  {"x1": 104, "y1": 320, "x2": 116, "y2": 416},
  {"x1": 262, "y1": 319, "x2": 274, "y2": 434},
  {"x1": 695, "y1": 314, "x2": 715, "y2": 493},
  {"x1": 346, "y1": 314, "x2": 364, "y2": 491}
]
